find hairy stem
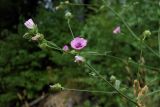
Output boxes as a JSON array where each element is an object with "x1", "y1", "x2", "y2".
[
  {"x1": 158, "y1": 20, "x2": 160, "y2": 56},
  {"x1": 63, "y1": 87, "x2": 117, "y2": 94},
  {"x1": 67, "y1": 19, "x2": 75, "y2": 39}
]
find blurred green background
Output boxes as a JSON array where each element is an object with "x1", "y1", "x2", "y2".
[{"x1": 0, "y1": 0, "x2": 159, "y2": 107}]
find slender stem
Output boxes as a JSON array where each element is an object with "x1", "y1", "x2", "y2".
[
  {"x1": 143, "y1": 43, "x2": 159, "y2": 58},
  {"x1": 44, "y1": 40, "x2": 63, "y2": 51},
  {"x1": 137, "y1": 40, "x2": 143, "y2": 81},
  {"x1": 45, "y1": 44, "x2": 63, "y2": 51},
  {"x1": 158, "y1": 20, "x2": 160, "y2": 56},
  {"x1": 63, "y1": 88, "x2": 117, "y2": 94},
  {"x1": 46, "y1": 40, "x2": 61, "y2": 49},
  {"x1": 86, "y1": 62, "x2": 139, "y2": 106},
  {"x1": 67, "y1": 19, "x2": 74, "y2": 39},
  {"x1": 80, "y1": 51, "x2": 111, "y2": 56}
]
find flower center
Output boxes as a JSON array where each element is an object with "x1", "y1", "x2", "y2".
[{"x1": 75, "y1": 42, "x2": 82, "y2": 48}]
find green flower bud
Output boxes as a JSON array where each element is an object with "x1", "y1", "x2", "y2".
[
  {"x1": 142, "y1": 30, "x2": 151, "y2": 40},
  {"x1": 110, "y1": 75, "x2": 116, "y2": 82},
  {"x1": 143, "y1": 30, "x2": 151, "y2": 37},
  {"x1": 65, "y1": 11, "x2": 73, "y2": 19},
  {"x1": 50, "y1": 83, "x2": 63, "y2": 91}
]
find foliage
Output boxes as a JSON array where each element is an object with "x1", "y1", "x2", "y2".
[{"x1": 0, "y1": 0, "x2": 160, "y2": 107}]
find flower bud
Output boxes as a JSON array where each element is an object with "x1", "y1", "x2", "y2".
[
  {"x1": 62, "y1": 45, "x2": 69, "y2": 52},
  {"x1": 65, "y1": 11, "x2": 73, "y2": 19},
  {"x1": 110, "y1": 75, "x2": 116, "y2": 82},
  {"x1": 24, "y1": 18, "x2": 36, "y2": 29},
  {"x1": 143, "y1": 30, "x2": 151, "y2": 37},
  {"x1": 142, "y1": 30, "x2": 151, "y2": 40},
  {"x1": 50, "y1": 83, "x2": 63, "y2": 91},
  {"x1": 113, "y1": 26, "x2": 121, "y2": 34}
]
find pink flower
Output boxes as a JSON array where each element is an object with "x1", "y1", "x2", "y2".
[
  {"x1": 24, "y1": 18, "x2": 35, "y2": 29},
  {"x1": 70, "y1": 37, "x2": 87, "y2": 50},
  {"x1": 113, "y1": 26, "x2": 121, "y2": 34},
  {"x1": 74, "y1": 55, "x2": 85, "y2": 63},
  {"x1": 62, "y1": 45, "x2": 69, "y2": 52}
]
